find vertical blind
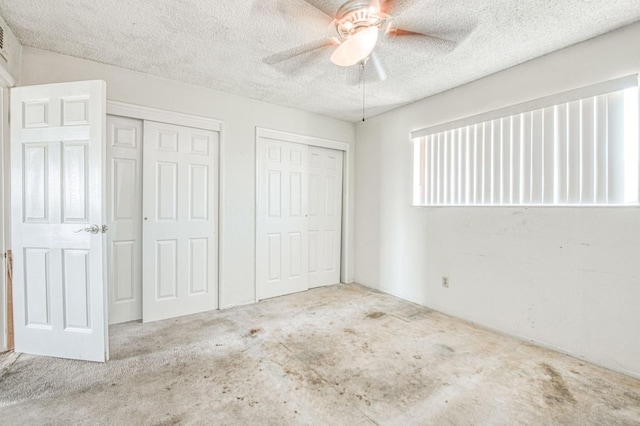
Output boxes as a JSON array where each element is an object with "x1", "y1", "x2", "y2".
[{"x1": 413, "y1": 84, "x2": 640, "y2": 206}]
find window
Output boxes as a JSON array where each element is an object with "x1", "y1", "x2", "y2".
[{"x1": 412, "y1": 78, "x2": 640, "y2": 206}]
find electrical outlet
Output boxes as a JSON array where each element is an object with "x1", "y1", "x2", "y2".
[{"x1": 442, "y1": 277, "x2": 449, "y2": 288}]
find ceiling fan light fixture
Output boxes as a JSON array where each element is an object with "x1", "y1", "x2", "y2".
[
  {"x1": 330, "y1": 26, "x2": 379, "y2": 67},
  {"x1": 335, "y1": 1, "x2": 384, "y2": 39}
]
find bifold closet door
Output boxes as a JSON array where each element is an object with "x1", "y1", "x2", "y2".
[
  {"x1": 106, "y1": 115, "x2": 143, "y2": 324},
  {"x1": 257, "y1": 137, "x2": 343, "y2": 300},
  {"x1": 142, "y1": 121, "x2": 218, "y2": 322}
]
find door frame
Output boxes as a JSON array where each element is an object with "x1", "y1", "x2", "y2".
[
  {"x1": 1, "y1": 98, "x2": 223, "y2": 351},
  {"x1": 106, "y1": 101, "x2": 224, "y2": 313},
  {"x1": 0, "y1": 86, "x2": 9, "y2": 352},
  {"x1": 0, "y1": 68, "x2": 16, "y2": 352},
  {"x1": 255, "y1": 127, "x2": 352, "y2": 302}
]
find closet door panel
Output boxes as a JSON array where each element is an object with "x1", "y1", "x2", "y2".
[
  {"x1": 142, "y1": 121, "x2": 218, "y2": 322},
  {"x1": 106, "y1": 115, "x2": 143, "y2": 324},
  {"x1": 308, "y1": 146, "x2": 343, "y2": 288},
  {"x1": 257, "y1": 139, "x2": 309, "y2": 299}
]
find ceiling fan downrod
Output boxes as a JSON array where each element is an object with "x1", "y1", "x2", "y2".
[{"x1": 361, "y1": 59, "x2": 366, "y2": 122}]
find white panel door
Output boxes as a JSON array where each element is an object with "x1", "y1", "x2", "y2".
[
  {"x1": 308, "y1": 146, "x2": 343, "y2": 288},
  {"x1": 106, "y1": 115, "x2": 142, "y2": 324},
  {"x1": 142, "y1": 121, "x2": 218, "y2": 322},
  {"x1": 11, "y1": 80, "x2": 108, "y2": 362},
  {"x1": 257, "y1": 139, "x2": 309, "y2": 299}
]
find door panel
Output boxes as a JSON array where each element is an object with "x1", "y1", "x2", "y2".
[
  {"x1": 61, "y1": 142, "x2": 89, "y2": 222},
  {"x1": 113, "y1": 241, "x2": 135, "y2": 301},
  {"x1": 308, "y1": 146, "x2": 343, "y2": 288},
  {"x1": 24, "y1": 248, "x2": 50, "y2": 326},
  {"x1": 62, "y1": 249, "x2": 91, "y2": 329},
  {"x1": 142, "y1": 121, "x2": 218, "y2": 322},
  {"x1": 11, "y1": 80, "x2": 107, "y2": 362},
  {"x1": 156, "y1": 239, "x2": 178, "y2": 299},
  {"x1": 106, "y1": 115, "x2": 142, "y2": 324},
  {"x1": 189, "y1": 165, "x2": 209, "y2": 220},
  {"x1": 189, "y1": 238, "x2": 208, "y2": 294},
  {"x1": 23, "y1": 144, "x2": 48, "y2": 221}
]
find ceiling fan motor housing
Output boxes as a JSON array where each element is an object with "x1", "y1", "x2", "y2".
[{"x1": 335, "y1": 0, "x2": 387, "y2": 39}]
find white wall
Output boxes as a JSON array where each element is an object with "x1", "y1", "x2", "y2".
[
  {"x1": 19, "y1": 47, "x2": 356, "y2": 309},
  {"x1": 354, "y1": 22, "x2": 640, "y2": 378},
  {"x1": 0, "y1": 13, "x2": 21, "y2": 86}
]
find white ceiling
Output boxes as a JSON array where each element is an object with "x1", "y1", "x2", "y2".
[{"x1": 1, "y1": 1, "x2": 639, "y2": 122}]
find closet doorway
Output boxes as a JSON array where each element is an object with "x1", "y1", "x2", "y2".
[
  {"x1": 10, "y1": 82, "x2": 221, "y2": 362},
  {"x1": 106, "y1": 104, "x2": 220, "y2": 324},
  {"x1": 256, "y1": 128, "x2": 347, "y2": 300}
]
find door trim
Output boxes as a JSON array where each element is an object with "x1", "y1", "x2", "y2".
[
  {"x1": 107, "y1": 101, "x2": 222, "y2": 132},
  {"x1": 255, "y1": 127, "x2": 352, "y2": 303},
  {"x1": 0, "y1": 66, "x2": 15, "y2": 351},
  {"x1": 0, "y1": 87, "x2": 8, "y2": 352},
  {"x1": 106, "y1": 101, "x2": 224, "y2": 313}
]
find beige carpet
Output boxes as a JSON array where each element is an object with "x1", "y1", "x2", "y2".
[{"x1": 1, "y1": 283, "x2": 639, "y2": 425}]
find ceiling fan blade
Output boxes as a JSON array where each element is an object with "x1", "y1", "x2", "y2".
[
  {"x1": 299, "y1": 0, "x2": 336, "y2": 19},
  {"x1": 387, "y1": 27, "x2": 457, "y2": 51},
  {"x1": 370, "y1": 0, "x2": 382, "y2": 11},
  {"x1": 264, "y1": 38, "x2": 340, "y2": 65},
  {"x1": 369, "y1": 51, "x2": 387, "y2": 82},
  {"x1": 346, "y1": 55, "x2": 385, "y2": 86},
  {"x1": 379, "y1": 0, "x2": 419, "y2": 16}
]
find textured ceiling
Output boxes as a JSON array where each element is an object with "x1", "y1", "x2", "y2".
[{"x1": 1, "y1": 0, "x2": 639, "y2": 122}]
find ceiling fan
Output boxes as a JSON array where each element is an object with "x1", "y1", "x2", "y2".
[{"x1": 263, "y1": 0, "x2": 463, "y2": 82}]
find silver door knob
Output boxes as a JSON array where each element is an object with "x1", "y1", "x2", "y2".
[{"x1": 75, "y1": 224, "x2": 100, "y2": 234}]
